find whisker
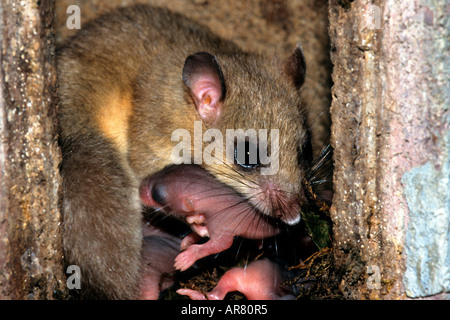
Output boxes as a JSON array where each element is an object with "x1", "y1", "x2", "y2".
[{"x1": 307, "y1": 145, "x2": 332, "y2": 179}]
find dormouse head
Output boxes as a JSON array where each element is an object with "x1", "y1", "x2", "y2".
[{"x1": 181, "y1": 46, "x2": 310, "y2": 225}]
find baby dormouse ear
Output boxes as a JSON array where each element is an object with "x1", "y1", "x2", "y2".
[
  {"x1": 182, "y1": 52, "x2": 226, "y2": 124},
  {"x1": 283, "y1": 43, "x2": 306, "y2": 89}
]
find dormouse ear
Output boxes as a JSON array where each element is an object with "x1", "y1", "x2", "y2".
[
  {"x1": 283, "y1": 44, "x2": 306, "y2": 89},
  {"x1": 182, "y1": 52, "x2": 226, "y2": 124}
]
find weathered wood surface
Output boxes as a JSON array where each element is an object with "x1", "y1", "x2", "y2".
[
  {"x1": 0, "y1": 0, "x2": 66, "y2": 299},
  {"x1": 329, "y1": 0, "x2": 448, "y2": 299}
]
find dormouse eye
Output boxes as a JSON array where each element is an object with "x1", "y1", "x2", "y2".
[
  {"x1": 234, "y1": 140, "x2": 260, "y2": 170},
  {"x1": 151, "y1": 182, "x2": 168, "y2": 206}
]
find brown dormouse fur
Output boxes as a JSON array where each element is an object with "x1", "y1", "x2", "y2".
[{"x1": 57, "y1": 4, "x2": 310, "y2": 299}]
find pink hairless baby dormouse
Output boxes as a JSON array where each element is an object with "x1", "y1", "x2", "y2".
[
  {"x1": 177, "y1": 258, "x2": 295, "y2": 300},
  {"x1": 139, "y1": 164, "x2": 281, "y2": 272}
]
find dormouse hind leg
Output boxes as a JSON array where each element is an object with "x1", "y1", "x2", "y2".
[
  {"x1": 174, "y1": 235, "x2": 234, "y2": 271},
  {"x1": 61, "y1": 135, "x2": 143, "y2": 299}
]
